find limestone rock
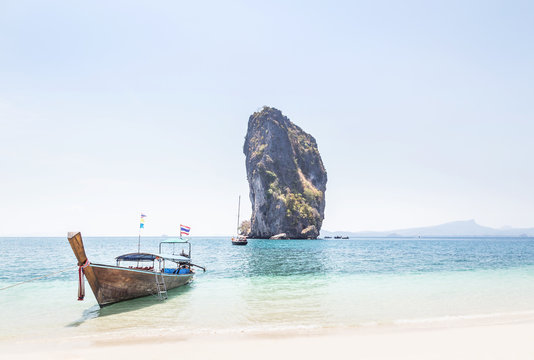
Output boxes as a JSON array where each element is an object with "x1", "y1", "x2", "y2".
[{"x1": 243, "y1": 106, "x2": 327, "y2": 239}]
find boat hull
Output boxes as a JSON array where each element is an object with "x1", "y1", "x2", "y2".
[
  {"x1": 90, "y1": 264, "x2": 193, "y2": 307},
  {"x1": 232, "y1": 241, "x2": 248, "y2": 245}
]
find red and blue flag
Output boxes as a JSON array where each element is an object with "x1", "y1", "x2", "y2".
[{"x1": 180, "y1": 224, "x2": 190, "y2": 236}]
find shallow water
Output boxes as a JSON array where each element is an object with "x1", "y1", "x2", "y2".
[{"x1": 1, "y1": 236, "x2": 534, "y2": 341}]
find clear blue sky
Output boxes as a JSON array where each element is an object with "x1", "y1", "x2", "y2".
[{"x1": 1, "y1": 0, "x2": 533, "y2": 236}]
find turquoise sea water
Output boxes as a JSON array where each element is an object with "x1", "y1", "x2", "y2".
[{"x1": 1, "y1": 236, "x2": 534, "y2": 341}]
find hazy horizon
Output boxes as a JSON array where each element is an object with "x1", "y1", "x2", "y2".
[
  {"x1": 0, "y1": 218, "x2": 532, "y2": 238},
  {"x1": 1, "y1": 1, "x2": 533, "y2": 236}
]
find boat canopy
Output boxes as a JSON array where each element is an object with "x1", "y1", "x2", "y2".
[
  {"x1": 115, "y1": 252, "x2": 191, "y2": 263},
  {"x1": 160, "y1": 238, "x2": 189, "y2": 243}
]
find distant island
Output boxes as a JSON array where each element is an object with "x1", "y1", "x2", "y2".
[
  {"x1": 243, "y1": 106, "x2": 327, "y2": 239},
  {"x1": 322, "y1": 219, "x2": 534, "y2": 238}
]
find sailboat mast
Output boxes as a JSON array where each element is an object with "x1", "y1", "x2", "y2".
[{"x1": 237, "y1": 195, "x2": 241, "y2": 235}]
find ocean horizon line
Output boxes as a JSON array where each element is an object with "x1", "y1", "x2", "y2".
[{"x1": 0, "y1": 234, "x2": 532, "y2": 239}]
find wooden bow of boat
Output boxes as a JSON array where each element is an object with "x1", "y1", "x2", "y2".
[{"x1": 68, "y1": 232, "x2": 101, "y2": 300}]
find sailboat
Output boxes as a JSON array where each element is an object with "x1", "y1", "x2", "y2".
[{"x1": 231, "y1": 195, "x2": 248, "y2": 246}]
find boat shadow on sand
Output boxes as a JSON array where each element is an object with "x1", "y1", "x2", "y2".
[{"x1": 66, "y1": 284, "x2": 194, "y2": 327}]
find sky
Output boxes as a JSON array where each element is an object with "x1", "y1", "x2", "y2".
[{"x1": 0, "y1": 0, "x2": 533, "y2": 236}]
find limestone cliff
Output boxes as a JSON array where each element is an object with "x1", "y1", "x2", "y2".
[{"x1": 243, "y1": 107, "x2": 327, "y2": 239}]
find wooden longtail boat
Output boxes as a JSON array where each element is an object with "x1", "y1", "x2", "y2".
[{"x1": 68, "y1": 232, "x2": 205, "y2": 307}]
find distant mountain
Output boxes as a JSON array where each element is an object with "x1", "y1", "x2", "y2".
[{"x1": 321, "y1": 220, "x2": 534, "y2": 238}]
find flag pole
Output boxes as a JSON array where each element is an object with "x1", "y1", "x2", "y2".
[
  {"x1": 138, "y1": 213, "x2": 145, "y2": 253},
  {"x1": 237, "y1": 195, "x2": 241, "y2": 236}
]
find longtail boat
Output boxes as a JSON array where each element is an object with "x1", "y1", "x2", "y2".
[{"x1": 68, "y1": 232, "x2": 205, "y2": 307}]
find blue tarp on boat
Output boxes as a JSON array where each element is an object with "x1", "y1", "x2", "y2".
[{"x1": 163, "y1": 268, "x2": 191, "y2": 274}]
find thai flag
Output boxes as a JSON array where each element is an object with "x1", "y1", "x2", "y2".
[{"x1": 180, "y1": 224, "x2": 190, "y2": 236}]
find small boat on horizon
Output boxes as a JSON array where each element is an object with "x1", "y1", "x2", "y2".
[
  {"x1": 231, "y1": 195, "x2": 248, "y2": 246},
  {"x1": 68, "y1": 232, "x2": 205, "y2": 307},
  {"x1": 232, "y1": 234, "x2": 248, "y2": 245}
]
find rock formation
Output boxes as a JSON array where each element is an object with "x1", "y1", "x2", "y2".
[{"x1": 243, "y1": 106, "x2": 327, "y2": 239}]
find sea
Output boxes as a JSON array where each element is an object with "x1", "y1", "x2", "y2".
[{"x1": 1, "y1": 236, "x2": 534, "y2": 343}]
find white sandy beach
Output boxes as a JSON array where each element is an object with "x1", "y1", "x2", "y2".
[{"x1": 3, "y1": 321, "x2": 534, "y2": 360}]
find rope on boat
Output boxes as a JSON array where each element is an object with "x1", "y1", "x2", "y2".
[
  {"x1": 78, "y1": 259, "x2": 90, "y2": 301},
  {"x1": 0, "y1": 267, "x2": 75, "y2": 291}
]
